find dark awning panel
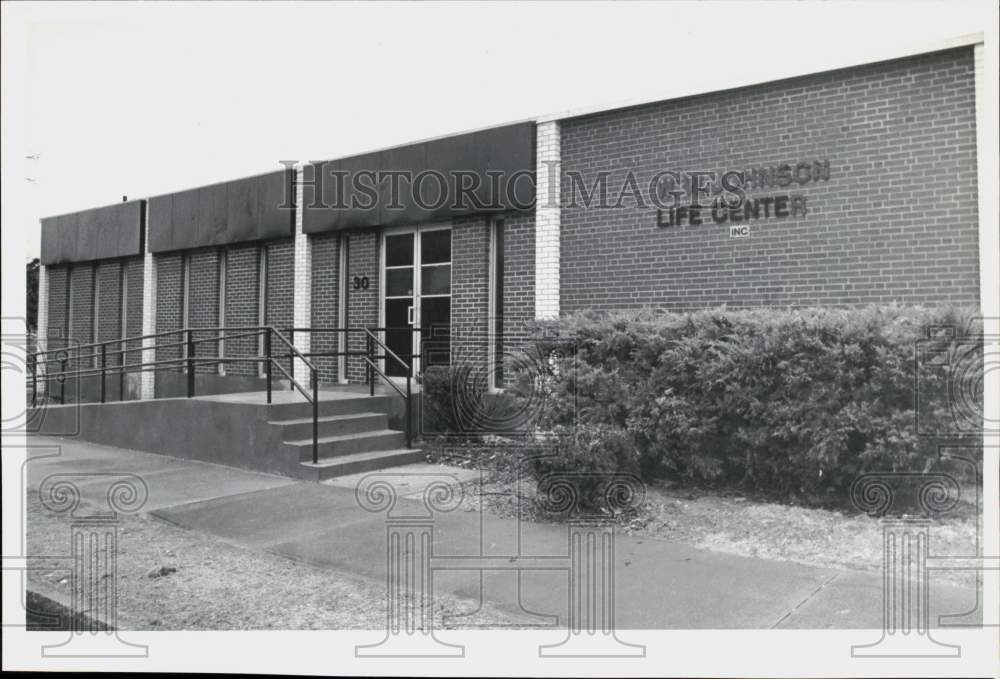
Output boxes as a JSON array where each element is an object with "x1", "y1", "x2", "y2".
[
  {"x1": 40, "y1": 200, "x2": 145, "y2": 265},
  {"x1": 303, "y1": 122, "x2": 536, "y2": 234},
  {"x1": 147, "y1": 169, "x2": 294, "y2": 253}
]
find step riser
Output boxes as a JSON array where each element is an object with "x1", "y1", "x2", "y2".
[
  {"x1": 293, "y1": 432, "x2": 407, "y2": 461},
  {"x1": 304, "y1": 450, "x2": 425, "y2": 481},
  {"x1": 274, "y1": 414, "x2": 388, "y2": 441},
  {"x1": 265, "y1": 396, "x2": 392, "y2": 419}
]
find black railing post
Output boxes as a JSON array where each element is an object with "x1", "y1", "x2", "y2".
[
  {"x1": 60, "y1": 358, "x2": 67, "y2": 403},
  {"x1": 288, "y1": 329, "x2": 295, "y2": 391},
  {"x1": 311, "y1": 368, "x2": 319, "y2": 465},
  {"x1": 405, "y1": 372, "x2": 412, "y2": 448},
  {"x1": 186, "y1": 329, "x2": 195, "y2": 398},
  {"x1": 119, "y1": 340, "x2": 125, "y2": 401},
  {"x1": 100, "y1": 343, "x2": 107, "y2": 403},
  {"x1": 31, "y1": 356, "x2": 37, "y2": 408},
  {"x1": 265, "y1": 328, "x2": 272, "y2": 404},
  {"x1": 367, "y1": 331, "x2": 375, "y2": 397}
]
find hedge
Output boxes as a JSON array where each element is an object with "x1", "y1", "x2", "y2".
[{"x1": 505, "y1": 306, "x2": 983, "y2": 507}]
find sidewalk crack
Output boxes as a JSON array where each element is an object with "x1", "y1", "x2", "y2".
[{"x1": 770, "y1": 573, "x2": 840, "y2": 628}]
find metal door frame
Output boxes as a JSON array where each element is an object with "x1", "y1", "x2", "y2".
[{"x1": 378, "y1": 222, "x2": 452, "y2": 380}]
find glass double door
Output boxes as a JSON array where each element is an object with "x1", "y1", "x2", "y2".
[{"x1": 382, "y1": 225, "x2": 451, "y2": 378}]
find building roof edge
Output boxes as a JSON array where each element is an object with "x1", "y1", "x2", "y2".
[{"x1": 536, "y1": 32, "x2": 984, "y2": 124}]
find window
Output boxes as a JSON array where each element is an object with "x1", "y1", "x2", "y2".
[
  {"x1": 218, "y1": 250, "x2": 227, "y2": 375},
  {"x1": 120, "y1": 262, "x2": 128, "y2": 337},
  {"x1": 64, "y1": 265, "x2": 72, "y2": 343},
  {"x1": 182, "y1": 253, "x2": 190, "y2": 328},
  {"x1": 258, "y1": 246, "x2": 268, "y2": 377},
  {"x1": 182, "y1": 253, "x2": 190, "y2": 369},
  {"x1": 91, "y1": 267, "x2": 99, "y2": 368},
  {"x1": 416, "y1": 226, "x2": 452, "y2": 374},
  {"x1": 120, "y1": 261, "x2": 128, "y2": 371}
]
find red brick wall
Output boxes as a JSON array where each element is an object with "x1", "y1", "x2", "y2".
[
  {"x1": 45, "y1": 265, "x2": 69, "y2": 346},
  {"x1": 344, "y1": 231, "x2": 379, "y2": 383},
  {"x1": 224, "y1": 244, "x2": 261, "y2": 377},
  {"x1": 145, "y1": 242, "x2": 296, "y2": 382},
  {"x1": 124, "y1": 256, "x2": 145, "y2": 374},
  {"x1": 94, "y1": 260, "x2": 123, "y2": 367},
  {"x1": 68, "y1": 264, "x2": 96, "y2": 369},
  {"x1": 187, "y1": 249, "x2": 221, "y2": 373},
  {"x1": 500, "y1": 212, "x2": 535, "y2": 386},
  {"x1": 310, "y1": 233, "x2": 341, "y2": 383},
  {"x1": 446, "y1": 213, "x2": 536, "y2": 387},
  {"x1": 155, "y1": 253, "x2": 185, "y2": 371},
  {"x1": 451, "y1": 216, "x2": 489, "y2": 381},
  {"x1": 558, "y1": 47, "x2": 979, "y2": 311},
  {"x1": 46, "y1": 258, "x2": 144, "y2": 377},
  {"x1": 153, "y1": 243, "x2": 293, "y2": 382},
  {"x1": 266, "y1": 239, "x2": 295, "y2": 339}
]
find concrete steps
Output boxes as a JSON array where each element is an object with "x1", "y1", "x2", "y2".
[
  {"x1": 298, "y1": 448, "x2": 425, "y2": 481},
  {"x1": 263, "y1": 393, "x2": 418, "y2": 479},
  {"x1": 267, "y1": 412, "x2": 388, "y2": 440},
  {"x1": 263, "y1": 394, "x2": 395, "y2": 419},
  {"x1": 286, "y1": 429, "x2": 407, "y2": 461}
]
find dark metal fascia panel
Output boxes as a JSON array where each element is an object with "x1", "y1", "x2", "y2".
[
  {"x1": 39, "y1": 200, "x2": 144, "y2": 265},
  {"x1": 148, "y1": 169, "x2": 293, "y2": 253},
  {"x1": 301, "y1": 121, "x2": 537, "y2": 234}
]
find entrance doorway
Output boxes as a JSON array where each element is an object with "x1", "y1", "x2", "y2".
[{"x1": 380, "y1": 224, "x2": 451, "y2": 378}]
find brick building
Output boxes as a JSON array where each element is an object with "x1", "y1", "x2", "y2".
[{"x1": 35, "y1": 37, "x2": 987, "y2": 402}]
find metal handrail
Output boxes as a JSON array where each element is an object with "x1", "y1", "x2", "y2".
[
  {"x1": 32, "y1": 325, "x2": 279, "y2": 363},
  {"x1": 369, "y1": 337, "x2": 411, "y2": 375},
  {"x1": 284, "y1": 326, "x2": 429, "y2": 333},
  {"x1": 32, "y1": 327, "x2": 310, "y2": 381},
  {"x1": 32, "y1": 326, "x2": 187, "y2": 359},
  {"x1": 269, "y1": 327, "x2": 315, "y2": 370},
  {"x1": 28, "y1": 324, "x2": 429, "y2": 463},
  {"x1": 363, "y1": 328, "x2": 413, "y2": 448},
  {"x1": 362, "y1": 357, "x2": 408, "y2": 401},
  {"x1": 268, "y1": 328, "x2": 318, "y2": 397},
  {"x1": 263, "y1": 327, "x2": 320, "y2": 462},
  {"x1": 253, "y1": 325, "x2": 422, "y2": 448},
  {"x1": 30, "y1": 325, "x2": 323, "y2": 465}
]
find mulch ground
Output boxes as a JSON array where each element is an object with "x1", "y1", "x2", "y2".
[{"x1": 424, "y1": 437, "x2": 979, "y2": 588}]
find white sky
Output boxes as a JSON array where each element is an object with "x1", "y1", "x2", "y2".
[{"x1": 0, "y1": 1, "x2": 993, "y2": 264}]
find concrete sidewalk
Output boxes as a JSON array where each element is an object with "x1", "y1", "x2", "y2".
[{"x1": 24, "y1": 436, "x2": 980, "y2": 630}]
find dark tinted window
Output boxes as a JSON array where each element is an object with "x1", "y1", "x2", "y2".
[
  {"x1": 421, "y1": 265, "x2": 451, "y2": 295},
  {"x1": 421, "y1": 229, "x2": 451, "y2": 264},
  {"x1": 385, "y1": 233, "x2": 414, "y2": 267}
]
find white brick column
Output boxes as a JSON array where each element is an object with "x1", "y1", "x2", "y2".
[
  {"x1": 140, "y1": 205, "x2": 157, "y2": 400},
  {"x1": 535, "y1": 121, "x2": 561, "y2": 319},
  {"x1": 292, "y1": 165, "x2": 313, "y2": 385},
  {"x1": 974, "y1": 40, "x2": 999, "y2": 635},
  {"x1": 36, "y1": 263, "x2": 49, "y2": 394},
  {"x1": 975, "y1": 43, "x2": 998, "y2": 327}
]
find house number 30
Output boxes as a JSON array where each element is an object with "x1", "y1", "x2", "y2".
[{"x1": 353, "y1": 275, "x2": 369, "y2": 290}]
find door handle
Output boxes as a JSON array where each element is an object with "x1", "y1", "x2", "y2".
[{"x1": 407, "y1": 305, "x2": 414, "y2": 326}]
